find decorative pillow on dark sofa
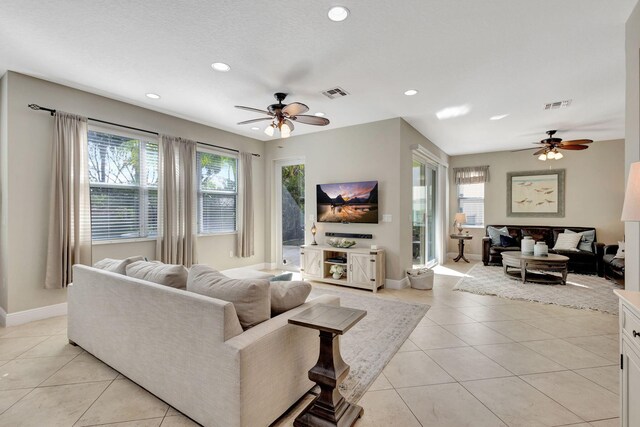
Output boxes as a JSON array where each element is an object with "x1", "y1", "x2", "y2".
[
  {"x1": 487, "y1": 226, "x2": 509, "y2": 245},
  {"x1": 499, "y1": 234, "x2": 518, "y2": 247}
]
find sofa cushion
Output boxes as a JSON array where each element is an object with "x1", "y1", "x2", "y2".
[
  {"x1": 487, "y1": 226, "x2": 509, "y2": 246},
  {"x1": 550, "y1": 249, "x2": 596, "y2": 262},
  {"x1": 270, "y1": 281, "x2": 312, "y2": 316},
  {"x1": 553, "y1": 233, "x2": 582, "y2": 251},
  {"x1": 522, "y1": 228, "x2": 554, "y2": 246},
  {"x1": 564, "y1": 229, "x2": 596, "y2": 253},
  {"x1": 490, "y1": 246, "x2": 520, "y2": 255},
  {"x1": 499, "y1": 235, "x2": 518, "y2": 247},
  {"x1": 93, "y1": 256, "x2": 145, "y2": 275},
  {"x1": 221, "y1": 267, "x2": 275, "y2": 280},
  {"x1": 126, "y1": 261, "x2": 188, "y2": 289},
  {"x1": 187, "y1": 264, "x2": 270, "y2": 329},
  {"x1": 604, "y1": 254, "x2": 625, "y2": 271}
]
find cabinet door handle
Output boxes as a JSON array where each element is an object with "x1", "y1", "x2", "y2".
[{"x1": 634, "y1": 330, "x2": 640, "y2": 338}]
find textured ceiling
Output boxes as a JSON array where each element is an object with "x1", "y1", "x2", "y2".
[{"x1": 0, "y1": 0, "x2": 636, "y2": 154}]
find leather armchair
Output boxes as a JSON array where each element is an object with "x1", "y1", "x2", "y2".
[{"x1": 603, "y1": 244, "x2": 624, "y2": 286}]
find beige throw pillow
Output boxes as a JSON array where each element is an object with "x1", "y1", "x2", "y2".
[
  {"x1": 187, "y1": 264, "x2": 270, "y2": 329},
  {"x1": 615, "y1": 241, "x2": 625, "y2": 259},
  {"x1": 126, "y1": 261, "x2": 188, "y2": 289},
  {"x1": 552, "y1": 233, "x2": 582, "y2": 251},
  {"x1": 270, "y1": 281, "x2": 312, "y2": 316},
  {"x1": 93, "y1": 256, "x2": 145, "y2": 275}
]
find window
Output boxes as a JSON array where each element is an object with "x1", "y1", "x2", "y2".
[
  {"x1": 88, "y1": 129, "x2": 158, "y2": 240},
  {"x1": 197, "y1": 151, "x2": 238, "y2": 233},
  {"x1": 457, "y1": 183, "x2": 484, "y2": 226}
]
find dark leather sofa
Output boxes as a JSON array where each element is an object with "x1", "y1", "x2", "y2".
[
  {"x1": 603, "y1": 244, "x2": 624, "y2": 286},
  {"x1": 482, "y1": 225, "x2": 605, "y2": 276}
]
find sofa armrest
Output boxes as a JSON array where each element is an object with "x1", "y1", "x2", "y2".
[
  {"x1": 604, "y1": 244, "x2": 619, "y2": 255},
  {"x1": 224, "y1": 294, "x2": 340, "y2": 427},
  {"x1": 482, "y1": 237, "x2": 492, "y2": 265},
  {"x1": 595, "y1": 242, "x2": 606, "y2": 277}
]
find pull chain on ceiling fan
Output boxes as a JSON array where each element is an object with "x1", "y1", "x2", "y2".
[{"x1": 235, "y1": 93, "x2": 330, "y2": 138}]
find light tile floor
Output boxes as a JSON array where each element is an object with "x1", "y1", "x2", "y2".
[{"x1": 0, "y1": 261, "x2": 621, "y2": 426}]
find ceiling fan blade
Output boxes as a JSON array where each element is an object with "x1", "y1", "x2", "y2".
[
  {"x1": 533, "y1": 148, "x2": 548, "y2": 156},
  {"x1": 235, "y1": 105, "x2": 273, "y2": 115},
  {"x1": 237, "y1": 117, "x2": 273, "y2": 125},
  {"x1": 282, "y1": 102, "x2": 309, "y2": 116},
  {"x1": 559, "y1": 145, "x2": 589, "y2": 150},
  {"x1": 284, "y1": 119, "x2": 295, "y2": 132},
  {"x1": 560, "y1": 139, "x2": 593, "y2": 145},
  {"x1": 291, "y1": 115, "x2": 330, "y2": 126}
]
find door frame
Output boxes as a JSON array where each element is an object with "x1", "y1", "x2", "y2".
[{"x1": 274, "y1": 157, "x2": 306, "y2": 271}]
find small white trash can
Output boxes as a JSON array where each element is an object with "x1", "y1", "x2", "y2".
[{"x1": 407, "y1": 268, "x2": 434, "y2": 290}]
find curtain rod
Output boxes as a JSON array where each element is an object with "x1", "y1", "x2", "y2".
[{"x1": 27, "y1": 104, "x2": 260, "y2": 157}]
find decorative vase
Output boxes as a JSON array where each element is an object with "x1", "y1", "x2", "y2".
[
  {"x1": 332, "y1": 272, "x2": 343, "y2": 279},
  {"x1": 534, "y1": 241, "x2": 549, "y2": 257},
  {"x1": 521, "y1": 236, "x2": 534, "y2": 255}
]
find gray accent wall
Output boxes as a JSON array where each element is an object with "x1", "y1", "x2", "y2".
[{"x1": 0, "y1": 72, "x2": 266, "y2": 313}]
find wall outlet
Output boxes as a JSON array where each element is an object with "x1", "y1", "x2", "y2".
[
  {"x1": 229, "y1": 250, "x2": 233, "y2": 258},
  {"x1": 382, "y1": 214, "x2": 392, "y2": 223}
]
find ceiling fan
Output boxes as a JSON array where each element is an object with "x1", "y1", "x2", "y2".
[
  {"x1": 516, "y1": 130, "x2": 593, "y2": 161},
  {"x1": 235, "y1": 93, "x2": 330, "y2": 138}
]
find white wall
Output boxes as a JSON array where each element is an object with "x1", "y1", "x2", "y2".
[
  {"x1": 0, "y1": 74, "x2": 8, "y2": 311},
  {"x1": 1, "y1": 71, "x2": 266, "y2": 313},
  {"x1": 448, "y1": 139, "x2": 625, "y2": 256},
  {"x1": 626, "y1": 1, "x2": 640, "y2": 292},
  {"x1": 263, "y1": 118, "x2": 449, "y2": 281}
]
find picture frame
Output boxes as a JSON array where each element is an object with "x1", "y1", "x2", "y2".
[{"x1": 507, "y1": 169, "x2": 565, "y2": 217}]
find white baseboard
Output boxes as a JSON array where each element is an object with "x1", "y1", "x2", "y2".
[
  {"x1": 0, "y1": 302, "x2": 68, "y2": 327},
  {"x1": 447, "y1": 252, "x2": 482, "y2": 261},
  {"x1": 385, "y1": 277, "x2": 410, "y2": 289}
]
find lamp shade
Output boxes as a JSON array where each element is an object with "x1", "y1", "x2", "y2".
[
  {"x1": 622, "y1": 162, "x2": 640, "y2": 221},
  {"x1": 454, "y1": 213, "x2": 467, "y2": 224}
]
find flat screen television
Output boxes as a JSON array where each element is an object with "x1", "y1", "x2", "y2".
[{"x1": 316, "y1": 181, "x2": 379, "y2": 224}]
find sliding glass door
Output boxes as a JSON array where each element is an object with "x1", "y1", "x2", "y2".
[{"x1": 412, "y1": 157, "x2": 437, "y2": 266}]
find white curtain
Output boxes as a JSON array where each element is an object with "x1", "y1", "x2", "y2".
[
  {"x1": 45, "y1": 112, "x2": 92, "y2": 289},
  {"x1": 236, "y1": 152, "x2": 254, "y2": 257},
  {"x1": 156, "y1": 135, "x2": 198, "y2": 266},
  {"x1": 453, "y1": 165, "x2": 490, "y2": 184}
]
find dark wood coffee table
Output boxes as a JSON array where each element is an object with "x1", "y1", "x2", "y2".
[
  {"x1": 288, "y1": 304, "x2": 367, "y2": 427},
  {"x1": 502, "y1": 252, "x2": 569, "y2": 285}
]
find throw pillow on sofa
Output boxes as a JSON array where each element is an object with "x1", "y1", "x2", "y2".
[
  {"x1": 93, "y1": 256, "x2": 145, "y2": 275},
  {"x1": 487, "y1": 226, "x2": 509, "y2": 246},
  {"x1": 552, "y1": 233, "x2": 582, "y2": 251},
  {"x1": 270, "y1": 272, "x2": 293, "y2": 282},
  {"x1": 126, "y1": 261, "x2": 188, "y2": 289},
  {"x1": 615, "y1": 241, "x2": 625, "y2": 259},
  {"x1": 564, "y1": 229, "x2": 596, "y2": 252},
  {"x1": 187, "y1": 264, "x2": 270, "y2": 329},
  {"x1": 499, "y1": 234, "x2": 518, "y2": 247},
  {"x1": 270, "y1": 281, "x2": 311, "y2": 316}
]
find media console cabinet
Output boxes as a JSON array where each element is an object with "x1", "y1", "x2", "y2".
[{"x1": 300, "y1": 245, "x2": 385, "y2": 293}]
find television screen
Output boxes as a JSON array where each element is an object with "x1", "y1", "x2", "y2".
[{"x1": 316, "y1": 181, "x2": 379, "y2": 223}]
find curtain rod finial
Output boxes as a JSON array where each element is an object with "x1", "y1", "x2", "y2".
[{"x1": 28, "y1": 104, "x2": 40, "y2": 110}]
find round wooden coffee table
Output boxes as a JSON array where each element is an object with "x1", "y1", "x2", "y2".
[{"x1": 501, "y1": 252, "x2": 569, "y2": 285}]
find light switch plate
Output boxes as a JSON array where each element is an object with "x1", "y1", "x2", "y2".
[{"x1": 382, "y1": 214, "x2": 392, "y2": 223}]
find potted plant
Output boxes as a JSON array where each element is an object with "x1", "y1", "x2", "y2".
[{"x1": 330, "y1": 264, "x2": 346, "y2": 279}]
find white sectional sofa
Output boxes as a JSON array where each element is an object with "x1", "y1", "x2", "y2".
[{"x1": 68, "y1": 265, "x2": 339, "y2": 427}]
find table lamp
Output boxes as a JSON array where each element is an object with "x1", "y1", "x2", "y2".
[
  {"x1": 310, "y1": 222, "x2": 318, "y2": 245},
  {"x1": 454, "y1": 213, "x2": 467, "y2": 234},
  {"x1": 622, "y1": 162, "x2": 640, "y2": 221}
]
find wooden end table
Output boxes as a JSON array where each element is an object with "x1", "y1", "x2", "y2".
[
  {"x1": 450, "y1": 234, "x2": 473, "y2": 263},
  {"x1": 288, "y1": 304, "x2": 367, "y2": 427},
  {"x1": 501, "y1": 252, "x2": 570, "y2": 285}
]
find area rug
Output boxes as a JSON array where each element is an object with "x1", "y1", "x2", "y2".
[
  {"x1": 453, "y1": 263, "x2": 622, "y2": 314},
  {"x1": 308, "y1": 287, "x2": 429, "y2": 402}
]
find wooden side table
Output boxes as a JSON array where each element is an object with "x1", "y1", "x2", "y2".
[
  {"x1": 288, "y1": 304, "x2": 367, "y2": 427},
  {"x1": 450, "y1": 234, "x2": 473, "y2": 263}
]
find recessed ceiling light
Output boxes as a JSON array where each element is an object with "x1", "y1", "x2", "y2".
[
  {"x1": 314, "y1": 112, "x2": 326, "y2": 117},
  {"x1": 489, "y1": 114, "x2": 509, "y2": 121},
  {"x1": 404, "y1": 89, "x2": 418, "y2": 96},
  {"x1": 145, "y1": 93, "x2": 160, "y2": 99},
  {"x1": 328, "y1": 6, "x2": 349, "y2": 22},
  {"x1": 211, "y1": 62, "x2": 231, "y2": 72},
  {"x1": 251, "y1": 127, "x2": 260, "y2": 130},
  {"x1": 436, "y1": 104, "x2": 471, "y2": 120}
]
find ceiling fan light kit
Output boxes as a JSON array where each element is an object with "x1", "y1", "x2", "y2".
[{"x1": 236, "y1": 92, "x2": 330, "y2": 139}]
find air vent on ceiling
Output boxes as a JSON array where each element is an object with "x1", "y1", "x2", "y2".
[
  {"x1": 544, "y1": 99, "x2": 572, "y2": 110},
  {"x1": 322, "y1": 87, "x2": 349, "y2": 99}
]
